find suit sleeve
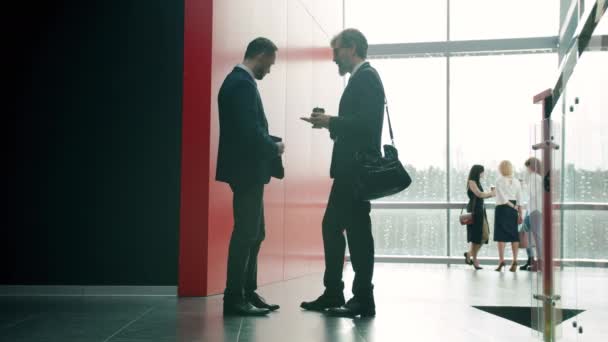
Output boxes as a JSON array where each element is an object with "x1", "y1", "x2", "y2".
[
  {"x1": 328, "y1": 70, "x2": 384, "y2": 138},
  {"x1": 231, "y1": 81, "x2": 278, "y2": 159}
]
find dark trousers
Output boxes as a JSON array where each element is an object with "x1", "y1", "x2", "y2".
[
  {"x1": 224, "y1": 183, "x2": 265, "y2": 303},
  {"x1": 322, "y1": 180, "x2": 375, "y2": 299}
]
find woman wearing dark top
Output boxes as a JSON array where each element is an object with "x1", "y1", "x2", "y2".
[{"x1": 464, "y1": 165, "x2": 496, "y2": 270}]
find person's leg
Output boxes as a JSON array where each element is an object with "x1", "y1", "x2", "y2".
[
  {"x1": 511, "y1": 242, "x2": 519, "y2": 263},
  {"x1": 526, "y1": 247, "x2": 534, "y2": 258},
  {"x1": 531, "y1": 211, "x2": 542, "y2": 270},
  {"x1": 531, "y1": 236, "x2": 540, "y2": 271},
  {"x1": 241, "y1": 202, "x2": 281, "y2": 311},
  {"x1": 321, "y1": 182, "x2": 346, "y2": 295},
  {"x1": 471, "y1": 243, "x2": 481, "y2": 259},
  {"x1": 325, "y1": 190, "x2": 375, "y2": 317},
  {"x1": 533, "y1": 231, "x2": 541, "y2": 270},
  {"x1": 345, "y1": 199, "x2": 374, "y2": 303},
  {"x1": 465, "y1": 243, "x2": 473, "y2": 264},
  {"x1": 510, "y1": 242, "x2": 520, "y2": 273},
  {"x1": 471, "y1": 243, "x2": 482, "y2": 268},
  {"x1": 244, "y1": 200, "x2": 265, "y2": 295},
  {"x1": 521, "y1": 246, "x2": 534, "y2": 270},
  {"x1": 497, "y1": 242, "x2": 505, "y2": 263},
  {"x1": 494, "y1": 207, "x2": 505, "y2": 269},
  {"x1": 301, "y1": 182, "x2": 347, "y2": 311},
  {"x1": 225, "y1": 183, "x2": 265, "y2": 304}
]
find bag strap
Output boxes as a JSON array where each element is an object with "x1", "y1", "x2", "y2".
[
  {"x1": 384, "y1": 98, "x2": 395, "y2": 146},
  {"x1": 461, "y1": 186, "x2": 478, "y2": 214},
  {"x1": 472, "y1": 195, "x2": 477, "y2": 212},
  {"x1": 369, "y1": 65, "x2": 394, "y2": 146}
]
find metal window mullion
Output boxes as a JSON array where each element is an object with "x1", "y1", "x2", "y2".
[
  {"x1": 561, "y1": 73, "x2": 567, "y2": 261},
  {"x1": 370, "y1": 202, "x2": 608, "y2": 210},
  {"x1": 446, "y1": 0, "x2": 451, "y2": 258},
  {"x1": 368, "y1": 36, "x2": 559, "y2": 59}
]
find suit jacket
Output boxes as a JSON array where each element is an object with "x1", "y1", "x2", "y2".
[
  {"x1": 328, "y1": 62, "x2": 385, "y2": 180},
  {"x1": 216, "y1": 67, "x2": 278, "y2": 185}
]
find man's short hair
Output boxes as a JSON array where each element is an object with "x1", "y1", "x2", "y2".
[
  {"x1": 331, "y1": 28, "x2": 368, "y2": 59},
  {"x1": 525, "y1": 157, "x2": 542, "y2": 174},
  {"x1": 244, "y1": 37, "x2": 278, "y2": 59}
]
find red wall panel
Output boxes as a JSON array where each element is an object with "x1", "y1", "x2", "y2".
[
  {"x1": 180, "y1": 0, "x2": 343, "y2": 296},
  {"x1": 283, "y1": 0, "x2": 344, "y2": 280},
  {"x1": 206, "y1": 0, "x2": 290, "y2": 295}
]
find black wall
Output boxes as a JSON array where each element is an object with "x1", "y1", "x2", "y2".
[{"x1": 9, "y1": 0, "x2": 184, "y2": 285}]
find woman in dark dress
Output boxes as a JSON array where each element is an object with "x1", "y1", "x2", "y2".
[{"x1": 464, "y1": 165, "x2": 496, "y2": 270}]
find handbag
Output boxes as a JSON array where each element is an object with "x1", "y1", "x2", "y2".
[
  {"x1": 519, "y1": 216, "x2": 529, "y2": 248},
  {"x1": 353, "y1": 99, "x2": 412, "y2": 201},
  {"x1": 519, "y1": 230, "x2": 529, "y2": 248},
  {"x1": 459, "y1": 196, "x2": 477, "y2": 225}
]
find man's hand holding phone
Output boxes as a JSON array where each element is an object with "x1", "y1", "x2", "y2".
[{"x1": 301, "y1": 107, "x2": 330, "y2": 129}]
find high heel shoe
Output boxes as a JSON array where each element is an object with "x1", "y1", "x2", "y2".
[
  {"x1": 495, "y1": 261, "x2": 506, "y2": 272},
  {"x1": 464, "y1": 252, "x2": 473, "y2": 265},
  {"x1": 509, "y1": 262, "x2": 518, "y2": 272},
  {"x1": 473, "y1": 261, "x2": 483, "y2": 270}
]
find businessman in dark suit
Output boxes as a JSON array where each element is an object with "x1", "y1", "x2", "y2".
[
  {"x1": 216, "y1": 37, "x2": 284, "y2": 316},
  {"x1": 300, "y1": 29, "x2": 385, "y2": 317}
]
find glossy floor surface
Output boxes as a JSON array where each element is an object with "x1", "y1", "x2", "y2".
[{"x1": 1, "y1": 263, "x2": 607, "y2": 341}]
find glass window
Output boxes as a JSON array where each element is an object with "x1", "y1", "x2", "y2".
[
  {"x1": 345, "y1": 0, "x2": 447, "y2": 44},
  {"x1": 594, "y1": 10, "x2": 608, "y2": 35},
  {"x1": 449, "y1": 53, "x2": 558, "y2": 202},
  {"x1": 450, "y1": 0, "x2": 559, "y2": 40},
  {"x1": 369, "y1": 57, "x2": 447, "y2": 202},
  {"x1": 563, "y1": 52, "x2": 608, "y2": 202},
  {"x1": 583, "y1": 0, "x2": 600, "y2": 21},
  {"x1": 563, "y1": 210, "x2": 608, "y2": 259},
  {"x1": 371, "y1": 209, "x2": 447, "y2": 256},
  {"x1": 561, "y1": 0, "x2": 575, "y2": 26}
]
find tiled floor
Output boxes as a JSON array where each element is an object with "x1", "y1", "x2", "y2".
[{"x1": 1, "y1": 263, "x2": 607, "y2": 342}]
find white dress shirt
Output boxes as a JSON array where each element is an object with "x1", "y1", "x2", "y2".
[
  {"x1": 350, "y1": 60, "x2": 366, "y2": 78},
  {"x1": 495, "y1": 176, "x2": 523, "y2": 206},
  {"x1": 523, "y1": 172, "x2": 543, "y2": 213},
  {"x1": 236, "y1": 64, "x2": 256, "y2": 84}
]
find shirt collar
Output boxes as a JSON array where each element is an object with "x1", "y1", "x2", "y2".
[
  {"x1": 236, "y1": 64, "x2": 256, "y2": 83},
  {"x1": 351, "y1": 60, "x2": 367, "y2": 77}
]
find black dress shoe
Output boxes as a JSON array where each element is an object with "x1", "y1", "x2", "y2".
[
  {"x1": 247, "y1": 292, "x2": 280, "y2": 311},
  {"x1": 520, "y1": 257, "x2": 533, "y2": 271},
  {"x1": 325, "y1": 297, "x2": 375, "y2": 318},
  {"x1": 223, "y1": 301, "x2": 270, "y2": 316},
  {"x1": 300, "y1": 292, "x2": 345, "y2": 312}
]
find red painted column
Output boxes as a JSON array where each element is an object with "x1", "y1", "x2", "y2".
[{"x1": 178, "y1": 0, "x2": 213, "y2": 297}]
